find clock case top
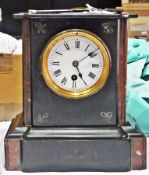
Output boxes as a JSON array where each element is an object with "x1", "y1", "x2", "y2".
[{"x1": 17, "y1": 11, "x2": 128, "y2": 127}]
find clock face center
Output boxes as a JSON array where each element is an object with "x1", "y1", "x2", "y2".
[{"x1": 72, "y1": 61, "x2": 79, "y2": 67}]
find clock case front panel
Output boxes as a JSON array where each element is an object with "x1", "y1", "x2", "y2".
[{"x1": 23, "y1": 14, "x2": 127, "y2": 127}]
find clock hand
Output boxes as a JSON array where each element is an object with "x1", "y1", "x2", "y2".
[
  {"x1": 79, "y1": 48, "x2": 99, "y2": 62},
  {"x1": 72, "y1": 60, "x2": 87, "y2": 85},
  {"x1": 78, "y1": 55, "x2": 88, "y2": 63},
  {"x1": 76, "y1": 67, "x2": 87, "y2": 85}
]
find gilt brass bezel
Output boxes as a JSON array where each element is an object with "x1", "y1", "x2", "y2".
[{"x1": 41, "y1": 29, "x2": 111, "y2": 99}]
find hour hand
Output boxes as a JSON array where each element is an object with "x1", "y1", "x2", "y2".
[
  {"x1": 76, "y1": 67, "x2": 87, "y2": 85},
  {"x1": 72, "y1": 61, "x2": 87, "y2": 85}
]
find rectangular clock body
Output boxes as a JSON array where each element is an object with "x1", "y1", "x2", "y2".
[
  {"x1": 5, "y1": 11, "x2": 146, "y2": 172},
  {"x1": 22, "y1": 13, "x2": 127, "y2": 127}
]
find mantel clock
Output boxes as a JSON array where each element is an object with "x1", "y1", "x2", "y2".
[{"x1": 5, "y1": 8, "x2": 146, "y2": 172}]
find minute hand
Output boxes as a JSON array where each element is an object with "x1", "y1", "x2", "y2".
[{"x1": 79, "y1": 48, "x2": 99, "y2": 63}]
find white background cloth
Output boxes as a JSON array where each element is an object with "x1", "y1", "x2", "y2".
[
  {"x1": 0, "y1": 122, "x2": 149, "y2": 175},
  {"x1": 1, "y1": 170, "x2": 149, "y2": 175},
  {"x1": 0, "y1": 32, "x2": 22, "y2": 54}
]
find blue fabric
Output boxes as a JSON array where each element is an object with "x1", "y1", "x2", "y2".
[
  {"x1": 128, "y1": 38, "x2": 149, "y2": 63},
  {"x1": 126, "y1": 39, "x2": 149, "y2": 134}
]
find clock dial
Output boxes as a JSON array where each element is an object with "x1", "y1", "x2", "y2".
[
  {"x1": 41, "y1": 29, "x2": 111, "y2": 99},
  {"x1": 48, "y1": 36, "x2": 103, "y2": 92}
]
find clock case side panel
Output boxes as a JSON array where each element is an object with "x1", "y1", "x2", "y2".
[
  {"x1": 22, "y1": 18, "x2": 32, "y2": 126},
  {"x1": 117, "y1": 18, "x2": 128, "y2": 125}
]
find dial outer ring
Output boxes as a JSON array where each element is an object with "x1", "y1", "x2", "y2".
[{"x1": 41, "y1": 29, "x2": 111, "y2": 99}]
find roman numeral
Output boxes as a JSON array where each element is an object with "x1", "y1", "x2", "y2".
[
  {"x1": 88, "y1": 72, "x2": 96, "y2": 79},
  {"x1": 52, "y1": 61, "x2": 60, "y2": 65},
  {"x1": 56, "y1": 51, "x2": 63, "y2": 55},
  {"x1": 54, "y1": 69, "x2": 61, "y2": 77},
  {"x1": 72, "y1": 81, "x2": 77, "y2": 89},
  {"x1": 64, "y1": 42, "x2": 70, "y2": 50},
  {"x1": 85, "y1": 44, "x2": 90, "y2": 51},
  {"x1": 61, "y1": 77, "x2": 67, "y2": 85},
  {"x1": 92, "y1": 64, "x2": 99, "y2": 68},
  {"x1": 89, "y1": 52, "x2": 98, "y2": 58},
  {"x1": 75, "y1": 40, "x2": 80, "y2": 48}
]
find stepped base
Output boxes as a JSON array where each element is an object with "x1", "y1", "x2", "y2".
[{"x1": 5, "y1": 115, "x2": 146, "y2": 172}]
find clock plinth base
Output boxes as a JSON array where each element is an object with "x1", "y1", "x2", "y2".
[{"x1": 5, "y1": 115, "x2": 146, "y2": 172}]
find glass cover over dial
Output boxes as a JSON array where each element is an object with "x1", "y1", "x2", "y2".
[{"x1": 41, "y1": 29, "x2": 111, "y2": 99}]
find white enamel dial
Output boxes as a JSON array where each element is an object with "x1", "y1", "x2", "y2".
[
  {"x1": 48, "y1": 36, "x2": 103, "y2": 91},
  {"x1": 41, "y1": 30, "x2": 111, "y2": 99}
]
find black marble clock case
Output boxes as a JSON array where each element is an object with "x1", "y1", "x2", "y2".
[
  {"x1": 5, "y1": 12, "x2": 146, "y2": 172},
  {"x1": 31, "y1": 14, "x2": 120, "y2": 127}
]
